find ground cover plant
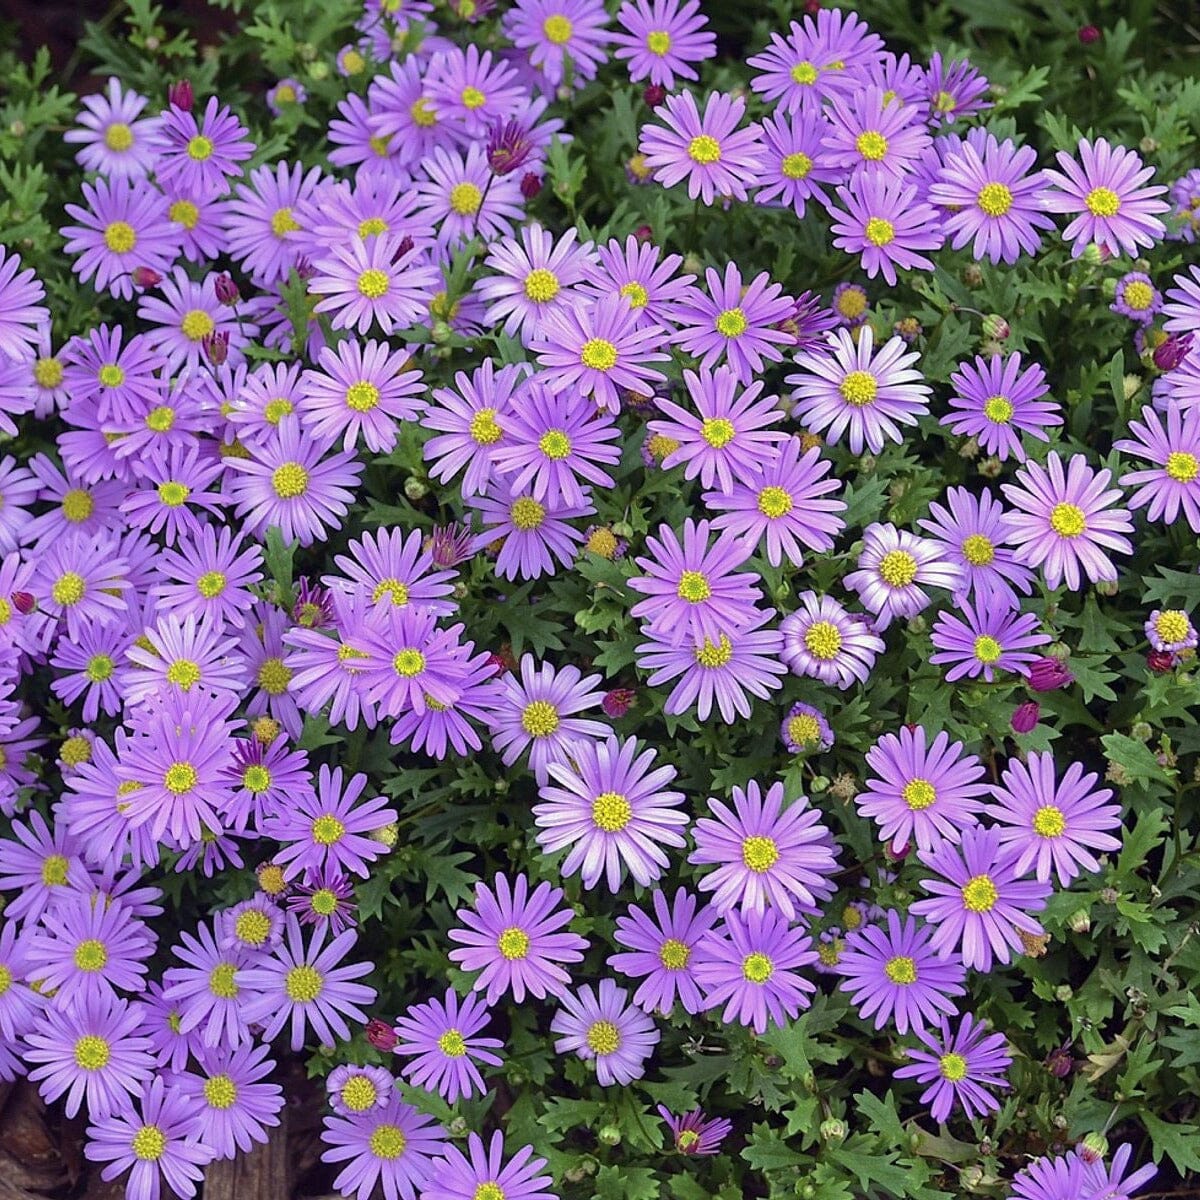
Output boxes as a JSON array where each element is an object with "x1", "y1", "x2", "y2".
[{"x1": 0, "y1": 0, "x2": 1199, "y2": 1196}]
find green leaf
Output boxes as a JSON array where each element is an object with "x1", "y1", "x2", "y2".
[
  {"x1": 828, "y1": 1145, "x2": 911, "y2": 1197},
  {"x1": 1102, "y1": 734, "x2": 1172, "y2": 787},
  {"x1": 1142, "y1": 1113, "x2": 1200, "y2": 1176},
  {"x1": 592, "y1": 1165, "x2": 660, "y2": 1200},
  {"x1": 743, "y1": 1123, "x2": 807, "y2": 1171},
  {"x1": 263, "y1": 525, "x2": 298, "y2": 608}
]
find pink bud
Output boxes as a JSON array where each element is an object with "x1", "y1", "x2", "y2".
[
  {"x1": 132, "y1": 266, "x2": 162, "y2": 289},
  {"x1": 202, "y1": 330, "x2": 229, "y2": 366},
  {"x1": 1027, "y1": 657, "x2": 1073, "y2": 692},
  {"x1": 213, "y1": 272, "x2": 240, "y2": 305},
  {"x1": 1147, "y1": 649, "x2": 1175, "y2": 674},
  {"x1": 1011, "y1": 701, "x2": 1040, "y2": 733},
  {"x1": 634, "y1": 224, "x2": 654, "y2": 244},
  {"x1": 1078, "y1": 24, "x2": 1101, "y2": 44},
  {"x1": 1154, "y1": 332, "x2": 1192, "y2": 371},
  {"x1": 11, "y1": 592, "x2": 35, "y2": 615},
  {"x1": 520, "y1": 172, "x2": 543, "y2": 200},
  {"x1": 642, "y1": 84, "x2": 666, "y2": 108},
  {"x1": 364, "y1": 1019, "x2": 397, "y2": 1051},
  {"x1": 168, "y1": 80, "x2": 194, "y2": 112},
  {"x1": 602, "y1": 688, "x2": 636, "y2": 719}
]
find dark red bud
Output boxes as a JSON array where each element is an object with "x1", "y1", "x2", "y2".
[
  {"x1": 203, "y1": 330, "x2": 229, "y2": 366},
  {"x1": 168, "y1": 80, "x2": 194, "y2": 112},
  {"x1": 394, "y1": 236, "x2": 414, "y2": 258},
  {"x1": 365, "y1": 1018, "x2": 397, "y2": 1051},
  {"x1": 642, "y1": 84, "x2": 666, "y2": 108},
  {"x1": 11, "y1": 592, "x2": 35, "y2": 615},
  {"x1": 1078, "y1": 25, "x2": 1101, "y2": 44},
  {"x1": 132, "y1": 266, "x2": 162, "y2": 289},
  {"x1": 634, "y1": 224, "x2": 654, "y2": 244},
  {"x1": 1011, "y1": 701, "x2": 1040, "y2": 734},
  {"x1": 519, "y1": 172, "x2": 543, "y2": 200},
  {"x1": 213, "y1": 272, "x2": 240, "y2": 305},
  {"x1": 1147, "y1": 649, "x2": 1175, "y2": 673},
  {"x1": 601, "y1": 688, "x2": 636, "y2": 719}
]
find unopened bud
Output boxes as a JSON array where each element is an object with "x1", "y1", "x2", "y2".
[
  {"x1": 403, "y1": 476, "x2": 428, "y2": 501},
  {"x1": 214, "y1": 272, "x2": 240, "y2": 305},
  {"x1": 1147, "y1": 649, "x2": 1174, "y2": 673},
  {"x1": 598, "y1": 1125, "x2": 621, "y2": 1146},
  {"x1": 1095, "y1": 579, "x2": 1119, "y2": 596},
  {"x1": 520, "y1": 172, "x2": 542, "y2": 199},
  {"x1": 202, "y1": 330, "x2": 229, "y2": 366},
  {"x1": 1055, "y1": 984, "x2": 1073, "y2": 1002},
  {"x1": 364, "y1": 1018, "x2": 397, "y2": 1051},
  {"x1": 1079, "y1": 1132, "x2": 1108, "y2": 1162},
  {"x1": 1082, "y1": 243, "x2": 1105, "y2": 265},
  {"x1": 982, "y1": 313, "x2": 1010, "y2": 340},
  {"x1": 1011, "y1": 701, "x2": 1040, "y2": 733},
  {"x1": 642, "y1": 83, "x2": 666, "y2": 107},
  {"x1": 11, "y1": 591, "x2": 35, "y2": 615},
  {"x1": 132, "y1": 266, "x2": 163, "y2": 289},
  {"x1": 1131, "y1": 721, "x2": 1153, "y2": 741},
  {"x1": 819, "y1": 1118, "x2": 847, "y2": 1144},
  {"x1": 962, "y1": 263, "x2": 984, "y2": 288},
  {"x1": 168, "y1": 79, "x2": 194, "y2": 111},
  {"x1": 634, "y1": 223, "x2": 654, "y2": 244},
  {"x1": 1067, "y1": 908, "x2": 1091, "y2": 934},
  {"x1": 1078, "y1": 24, "x2": 1101, "y2": 44}
]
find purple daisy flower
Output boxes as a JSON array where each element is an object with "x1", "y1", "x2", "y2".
[
  {"x1": 657, "y1": 1108, "x2": 731, "y2": 1156},
  {"x1": 844, "y1": 523, "x2": 963, "y2": 630},
  {"x1": 240, "y1": 915, "x2": 376, "y2": 1052},
  {"x1": 703, "y1": 436, "x2": 846, "y2": 567},
  {"x1": 157, "y1": 96, "x2": 255, "y2": 194},
  {"x1": 911, "y1": 826, "x2": 1051, "y2": 971},
  {"x1": 0, "y1": 247, "x2": 47, "y2": 363},
  {"x1": 636, "y1": 605, "x2": 787, "y2": 723},
  {"x1": 428, "y1": 46, "x2": 524, "y2": 138},
  {"x1": 928, "y1": 133, "x2": 1054, "y2": 264},
  {"x1": 694, "y1": 907, "x2": 818, "y2": 1034},
  {"x1": 287, "y1": 869, "x2": 358, "y2": 934},
  {"x1": 1000, "y1": 452, "x2": 1134, "y2": 591},
  {"x1": 930, "y1": 601, "x2": 1052, "y2": 682},
  {"x1": 628, "y1": 518, "x2": 762, "y2": 646},
  {"x1": 822, "y1": 87, "x2": 931, "y2": 182},
  {"x1": 162, "y1": 921, "x2": 256, "y2": 1048},
  {"x1": 392, "y1": 988, "x2": 503, "y2": 1103},
  {"x1": 416, "y1": 144, "x2": 525, "y2": 250},
  {"x1": 1080, "y1": 1143, "x2": 1158, "y2": 1200},
  {"x1": 859, "y1": 725, "x2": 989, "y2": 854},
  {"x1": 266, "y1": 77, "x2": 306, "y2": 114},
  {"x1": 1010, "y1": 1152, "x2": 1084, "y2": 1200},
  {"x1": 503, "y1": 0, "x2": 611, "y2": 88},
  {"x1": 895, "y1": 1013, "x2": 1011, "y2": 1122},
  {"x1": 779, "y1": 590, "x2": 885, "y2": 689},
  {"x1": 64, "y1": 77, "x2": 162, "y2": 179},
  {"x1": 175, "y1": 1041, "x2": 284, "y2": 1160},
  {"x1": 925, "y1": 53, "x2": 991, "y2": 125},
  {"x1": 0, "y1": 808, "x2": 88, "y2": 926},
  {"x1": 780, "y1": 701, "x2": 834, "y2": 754},
  {"x1": 85, "y1": 1075, "x2": 215, "y2": 1198},
  {"x1": 217, "y1": 895, "x2": 284, "y2": 956},
  {"x1": 137, "y1": 267, "x2": 251, "y2": 372},
  {"x1": 551, "y1": 979, "x2": 659, "y2": 1085},
  {"x1": 689, "y1": 779, "x2": 838, "y2": 920},
  {"x1": 447, "y1": 872, "x2": 588, "y2": 1005},
  {"x1": 1043, "y1": 137, "x2": 1168, "y2": 258},
  {"x1": 918, "y1": 487, "x2": 1035, "y2": 609},
  {"x1": 534, "y1": 293, "x2": 669, "y2": 413},
  {"x1": 326, "y1": 1064, "x2": 393, "y2": 1117},
  {"x1": 423, "y1": 1131, "x2": 555, "y2": 1200},
  {"x1": 1116, "y1": 402, "x2": 1200, "y2": 531},
  {"x1": 612, "y1": 0, "x2": 715, "y2": 88},
  {"x1": 120, "y1": 446, "x2": 227, "y2": 549},
  {"x1": 0, "y1": 921, "x2": 44, "y2": 1039},
  {"x1": 789, "y1": 326, "x2": 930, "y2": 455},
  {"x1": 533, "y1": 733, "x2": 688, "y2": 891},
  {"x1": 327, "y1": 526, "x2": 457, "y2": 618},
  {"x1": 648, "y1": 367, "x2": 788, "y2": 494},
  {"x1": 23, "y1": 991, "x2": 153, "y2": 1118},
  {"x1": 225, "y1": 419, "x2": 363, "y2": 548},
  {"x1": 309, "y1": 234, "x2": 440, "y2": 336},
  {"x1": 827, "y1": 174, "x2": 943, "y2": 285},
  {"x1": 320, "y1": 1095, "x2": 447, "y2": 1200},
  {"x1": 154, "y1": 525, "x2": 264, "y2": 629},
  {"x1": 580, "y1": 235, "x2": 696, "y2": 328},
  {"x1": 986, "y1": 752, "x2": 1122, "y2": 886},
  {"x1": 611, "y1": 888, "x2": 717, "y2": 1016},
  {"x1": 673, "y1": 263, "x2": 796, "y2": 383},
  {"x1": 486, "y1": 655, "x2": 607, "y2": 784},
  {"x1": 837, "y1": 910, "x2": 966, "y2": 1034},
  {"x1": 638, "y1": 90, "x2": 764, "y2": 205},
  {"x1": 1112, "y1": 271, "x2": 1161, "y2": 323},
  {"x1": 755, "y1": 109, "x2": 840, "y2": 218},
  {"x1": 943, "y1": 352, "x2": 1061, "y2": 462},
  {"x1": 1145, "y1": 608, "x2": 1197, "y2": 654}
]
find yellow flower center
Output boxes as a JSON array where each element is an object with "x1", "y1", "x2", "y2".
[
  {"x1": 742, "y1": 835, "x2": 779, "y2": 873},
  {"x1": 197, "y1": 571, "x2": 226, "y2": 598},
  {"x1": 259, "y1": 865, "x2": 287, "y2": 895},
  {"x1": 619, "y1": 280, "x2": 649, "y2": 308},
  {"x1": 1085, "y1": 186, "x2": 1121, "y2": 217},
  {"x1": 342, "y1": 49, "x2": 366, "y2": 74},
  {"x1": 449, "y1": 182, "x2": 483, "y2": 216},
  {"x1": 836, "y1": 288, "x2": 867, "y2": 319},
  {"x1": 715, "y1": 307, "x2": 747, "y2": 338},
  {"x1": 1122, "y1": 280, "x2": 1154, "y2": 310},
  {"x1": 539, "y1": 429, "x2": 572, "y2": 460},
  {"x1": 242, "y1": 765, "x2": 271, "y2": 793},
  {"x1": 74, "y1": 1034, "x2": 110, "y2": 1070},
  {"x1": 687, "y1": 135, "x2": 721, "y2": 164},
  {"x1": 392, "y1": 649, "x2": 426, "y2": 677},
  {"x1": 169, "y1": 200, "x2": 200, "y2": 229},
  {"x1": 341, "y1": 1075, "x2": 380, "y2": 1110},
  {"x1": 742, "y1": 952, "x2": 773, "y2": 983},
  {"x1": 179, "y1": 308, "x2": 215, "y2": 342},
  {"x1": 884, "y1": 955, "x2": 918, "y2": 984},
  {"x1": 310, "y1": 889, "x2": 338, "y2": 916},
  {"x1": 647, "y1": 433, "x2": 679, "y2": 460},
  {"x1": 497, "y1": 926, "x2": 530, "y2": 959},
  {"x1": 865, "y1": 217, "x2": 895, "y2": 246},
  {"x1": 105, "y1": 122, "x2": 134, "y2": 151},
  {"x1": 591, "y1": 791, "x2": 632, "y2": 832},
  {"x1": 1049, "y1": 502, "x2": 1086, "y2": 538},
  {"x1": 165, "y1": 658, "x2": 201, "y2": 689},
  {"x1": 410, "y1": 97, "x2": 437, "y2": 128},
  {"x1": 977, "y1": 182, "x2": 1014, "y2": 216},
  {"x1": 234, "y1": 909, "x2": 272, "y2": 946},
  {"x1": 646, "y1": 29, "x2": 672, "y2": 54},
  {"x1": 257, "y1": 657, "x2": 292, "y2": 695},
  {"x1": 902, "y1": 778, "x2": 937, "y2": 811},
  {"x1": 52, "y1": 572, "x2": 86, "y2": 607},
  {"x1": 204, "y1": 1074, "x2": 238, "y2": 1109},
  {"x1": 961, "y1": 534, "x2": 995, "y2": 565},
  {"x1": 543, "y1": 13, "x2": 573, "y2": 43},
  {"x1": 164, "y1": 761, "x2": 198, "y2": 794},
  {"x1": 580, "y1": 338, "x2": 618, "y2": 371},
  {"x1": 461, "y1": 86, "x2": 486, "y2": 110},
  {"x1": 520, "y1": 699, "x2": 559, "y2": 737},
  {"x1": 839, "y1": 370, "x2": 877, "y2": 407},
  {"x1": 1032, "y1": 804, "x2": 1066, "y2": 838},
  {"x1": 63, "y1": 489, "x2": 94, "y2": 527},
  {"x1": 524, "y1": 268, "x2": 560, "y2": 303},
  {"x1": 757, "y1": 485, "x2": 792, "y2": 518},
  {"x1": 961, "y1": 874, "x2": 999, "y2": 912},
  {"x1": 790, "y1": 61, "x2": 818, "y2": 85},
  {"x1": 103, "y1": 221, "x2": 136, "y2": 254},
  {"x1": 475, "y1": 1185, "x2": 505, "y2": 1200},
  {"x1": 61, "y1": 736, "x2": 92, "y2": 766},
  {"x1": 34, "y1": 357, "x2": 64, "y2": 388},
  {"x1": 659, "y1": 938, "x2": 690, "y2": 969},
  {"x1": 187, "y1": 135, "x2": 214, "y2": 161},
  {"x1": 1155, "y1": 610, "x2": 1190, "y2": 643},
  {"x1": 1166, "y1": 451, "x2": 1199, "y2": 482},
  {"x1": 342, "y1": 380, "x2": 379, "y2": 413},
  {"x1": 586, "y1": 528, "x2": 619, "y2": 558},
  {"x1": 804, "y1": 620, "x2": 843, "y2": 659},
  {"x1": 677, "y1": 570, "x2": 711, "y2": 603},
  {"x1": 0, "y1": 598, "x2": 9, "y2": 626},
  {"x1": 510, "y1": 497, "x2": 546, "y2": 531},
  {"x1": 369, "y1": 1125, "x2": 406, "y2": 1160},
  {"x1": 98, "y1": 364, "x2": 125, "y2": 388},
  {"x1": 437, "y1": 1029, "x2": 467, "y2": 1058},
  {"x1": 146, "y1": 406, "x2": 175, "y2": 431},
  {"x1": 359, "y1": 216, "x2": 389, "y2": 238},
  {"x1": 878, "y1": 549, "x2": 918, "y2": 587},
  {"x1": 939, "y1": 1053, "x2": 968, "y2": 1081},
  {"x1": 284, "y1": 965, "x2": 323, "y2": 1002},
  {"x1": 131, "y1": 1125, "x2": 166, "y2": 1162},
  {"x1": 273, "y1": 84, "x2": 297, "y2": 105},
  {"x1": 700, "y1": 417, "x2": 735, "y2": 448},
  {"x1": 209, "y1": 962, "x2": 239, "y2": 998},
  {"x1": 271, "y1": 207, "x2": 301, "y2": 237},
  {"x1": 312, "y1": 814, "x2": 346, "y2": 845},
  {"x1": 42, "y1": 854, "x2": 69, "y2": 885},
  {"x1": 272, "y1": 462, "x2": 309, "y2": 499},
  {"x1": 357, "y1": 268, "x2": 390, "y2": 299},
  {"x1": 973, "y1": 635, "x2": 1003, "y2": 663},
  {"x1": 586, "y1": 1019, "x2": 620, "y2": 1055},
  {"x1": 982, "y1": 395, "x2": 1013, "y2": 423},
  {"x1": 158, "y1": 482, "x2": 191, "y2": 509},
  {"x1": 787, "y1": 714, "x2": 822, "y2": 746},
  {"x1": 855, "y1": 131, "x2": 889, "y2": 161},
  {"x1": 74, "y1": 938, "x2": 108, "y2": 972},
  {"x1": 781, "y1": 152, "x2": 813, "y2": 179},
  {"x1": 694, "y1": 634, "x2": 733, "y2": 668},
  {"x1": 264, "y1": 397, "x2": 293, "y2": 424},
  {"x1": 372, "y1": 578, "x2": 410, "y2": 607},
  {"x1": 470, "y1": 407, "x2": 503, "y2": 445}
]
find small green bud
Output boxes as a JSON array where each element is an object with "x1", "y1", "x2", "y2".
[
  {"x1": 819, "y1": 1118, "x2": 847, "y2": 1144},
  {"x1": 1131, "y1": 721, "x2": 1153, "y2": 741},
  {"x1": 858, "y1": 454, "x2": 877, "y2": 474},
  {"x1": 403, "y1": 476, "x2": 428, "y2": 501},
  {"x1": 682, "y1": 253, "x2": 704, "y2": 276},
  {"x1": 961, "y1": 1164, "x2": 985, "y2": 1190},
  {"x1": 982, "y1": 313, "x2": 1010, "y2": 340},
  {"x1": 1122, "y1": 373, "x2": 1143, "y2": 401},
  {"x1": 1095, "y1": 579, "x2": 1119, "y2": 597},
  {"x1": 1082, "y1": 243, "x2": 1105, "y2": 265},
  {"x1": 1067, "y1": 908, "x2": 1091, "y2": 934},
  {"x1": 1080, "y1": 1132, "x2": 1109, "y2": 1161},
  {"x1": 1049, "y1": 642, "x2": 1072, "y2": 661},
  {"x1": 598, "y1": 1125, "x2": 621, "y2": 1147},
  {"x1": 308, "y1": 61, "x2": 331, "y2": 81},
  {"x1": 810, "y1": 775, "x2": 830, "y2": 794},
  {"x1": 612, "y1": 521, "x2": 634, "y2": 538},
  {"x1": 1055, "y1": 984, "x2": 1073, "y2": 1002},
  {"x1": 448, "y1": 1116, "x2": 468, "y2": 1135},
  {"x1": 962, "y1": 263, "x2": 984, "y2": 288},
  {"x1": 1099, "y1": 886, "x2": 1119, "y2": 905},
  {"x1": 906, "y1": 614, "x2": 927, "y2": 635}
]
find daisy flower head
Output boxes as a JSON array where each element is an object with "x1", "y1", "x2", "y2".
[
  {"x1": 1079, "y1": 1143, "x2": 1158, "y2": 1200},
  {"x1": 780, "y1": 701, "x2": 834, "y2": 754},
  {"x1": 266, "y1": 77, "x2": 307, "y2": 115},
  {"x1": 894, "y1": 1013, "x2": 1011, "y2": 1122},
  {"x1": 929, "y1": 601, "x2": 1052, "y2": 682},
  {"x1": 448, "y1": 872, "x2": 588, "y2": 1005},
  {"x1": 918, "y1": 486, "x2": 1035, "y2": 609},
  {"x1": 580, "y1": 235, "x2": 696, "y2": 328},
  {"x1": 657, "y1": 1108, "x2": 732, "y2": 1157},
  {"x1": 326, "y1": 525, "x2": 457, "y2": 618},
  {"x1": 1010, "y1": 1153, "x2": 1085, "y2": 1200},
  {"x1": 827, "y1": 174, "x2": 943, "y2": 285},
  {"x1": 943, "y1": 352, "x2": 1061, "y2": 461},
  {"x1": 789, "y1": 325, "x2": 931, "y2": 455},
  {"x1": 34, "y1": 532, "x2": 130, "y2": 640},
  {"x1": 780, "y1": 591, "x2": 885, "y2": 689},
  {"x1": 703, "y1": 436, "x2": 846, "y2": 568},
  {"x1": 928, "y1": 133, "x2": 1055, "y2": 264},
  {"x1": 822, "y1": 86, "x2": 932, "y2": 182},
  {"x1": 925, "y1": 53, "x2": 991, "y2": 125},
  {"x1": 157, "y1": 95, "x2": 255, "y2": 195},
  {"x1": 910, "y1": 825, "x2": 1051, "y2": 971},
  {"x1": 611, "y1": 888, "x2": 717, "y2": 1016},
  {"x1": 689, "y1": 779, "x2": 838, "y2": 920},
  {"x1": 638, "y1": 89, "x2": 765, "y2": 205},
  {"x1": 534, "y1": 293, "x2": 669, "y2": 413},
  {"x1": 551, "y1": 980, "x2": 659, "y2": 1085},
  {"x1": 754, "y1": 109, "x2": 841, "y2": 219},
  {"x1": 423, "y1": 1131, "x2": 556, "y2": 1200},
  {"x1": 533, "y1": 733, "x2": 688, "y2": 891},
  {"x1": 986, "y1": 752, "x2": 1122, "y2": 886},
  {"x1": 137, "y1": 267, "x2": 252, "y2": 372},
  {"x1": 0, "y1": 920, "x2": 45, "y2": 1039},
  {"x1": 1116, "y1": 402, "x2": 1200, "y2": 531},
  {"x1": 123, "y1": 610, "x2": 246, "y2": 707},
  {"x1": 1000, "y1": 452, "x2": 1134, "y2": 591},
  {"x1": 672, "y1": 263, "x2": 796, "y2": 383},
  {"x1": 844, "y1": 523, "x2": 963, "y2": 630},
  {"x1": 153, "y1": 524, "x2": 264, "y2": 629},
  {"x1": 648, "y1": 367, "x2": 788, "y2": 494},
  {"x1": 858, "y1": 725, "x2": 989, "y2": 854},
  {"x1": 309, "y1": 234, "x2": 441, "y2": 336},
  {"x1": 1145, "y1": 608, "x2": 1196, "y2": 654},
  {"x1": 416, "y1": 144, "x2": 525, "y2": 250},
  {"x1": 392, "y1": 988, "x2": 503, "y2": 1103},
  {"x1": 612, "y1": 0, "x2": 715, "y2": 88},
  {"x1": 1043, "y1": 137, "x2": 1169, "y2": 259},
  {"x1": 628, "y1": 518, "x2": 762, "y2": 646},
  {"x1": 1112, "y1": 271, "x2": 1161, "y2": 323},
  {"x1": 837, "y1": 910, "x2": 966, "y2": 1034},
  {"x1": 225, "y1": 160, "x2": 323, "y2": 288},
  {"x1": 64, "y1": 77, "x2": 162, "y2": 179},
  {"x1": 693, "y1": 906, "x2": 818, "y2": 1034},
  {"x1": 469, "y1": 484, "x2": 590, "y2": 582},
  {"x1": 162, "y1": 921, "x2": 257, "y2": 1048},
  {"x1": 326, "y1": 1064, "x2": 393, "y2": 1118},
  {"x1": 0, "y1": 246, "x2": 47, "y2": 366},
  {"x1": 320, "y1": 1094, "x2": 448, "y2": 1200},
  {"x1": 427, "y1": 45, "x2": 524, "y2": 139},
  {"x1": 176, "y1": 1041, "x2": 284, "y2": 1161},
  {"x1": 503, "y1": 0, "x2": 611, "y2": 89}
]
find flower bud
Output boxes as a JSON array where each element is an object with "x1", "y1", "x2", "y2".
[
  {"x1": 962, "y1": 263, "x2": 984, "y2": 288},
  {"x1": 1100, "y1": 886, "x2": 1119, "y2": 904},
  {"x1": 1147, "y1": 649, "x2": 1174, "y2": 673},
  {"x1": 448, "y1": 1115, "x2": 468, "y2": 1136},
  {"x1": 1079, "y1": 1132, "x2": 1108, "y2": 1162},
  {"x1": 520, "y1": 172, "x2": 543, "y2": 199},
  {"x1": 11, "y1": 592, "x2": 35, "y2": 615},
  {"x1": 884, "y1": 840, "x2": 910, "y2": 862},
  {"x1": 1046, "y1": 1044, "x2": 1073, "y2": 1078},
  {"x1": 403, "y1": 476, "x2": 428, "y2": 501},
  {"x1": 1078, "y1": 24, "x2": 1101, "y2": 43},
  {"x1": 214, "y1": 272, "x2": 240, "y2": 305},
  {"x1": 982, "y1": 313, "x2": 1010, "y2": 340},
  {"x1": 1131, "y1": 721, "x2": 1153, "y2": 741},
  {"x1": 634, "y1": 224, "x2": 654, "y2": 244},
  {"x1": 132, "y1": 266, "x2": 163, "y2": 289},
  {"x1": 1067, "y1": 908, "x2": 1091, "y2": 934},
  {"x1": 819, "y1": 1118, "x2": 847, "y2": 1144},
  {"x1": 202, "y1": 330, "x2": 229, "y2": 366},
  {"x1": 960, "y1": 1164, "x2": 985, "y2": 1190},
  {"x1": 430, "y1": 320, "x2": 453, "y2": 345},
  {"x1": 1122, "y1": 374, "x2": 1142, "y2": 401},
  {"x1": 1082, "y1": 243, "x2": 1105, "y2": 265},
  {"x1": 364, "y1": 1018, "x2": 397, "y2": 1051},
  {"x1": 168, "y1": 79, "x2": 194, "y2": 111},
  {"x1": 1154, "y1": 332, "x2": 1193, "y2": 371},
  {"x1": 1011, "y1": 701, "x2": 1040, "y2": 733},
  {"x1": 1095, "y1": 579, "x2": 1119, "y2": 596},
  {"x1": 643, "y1": 83, "x2": 666, "y2": 107},
  {"x1": 601, "y1": 688, "x2": 636, "y2": 719},
  {"x1": 1028, "y1": 656, "x2": 1073, "y2": 691},
  {"x1": 810, "y1": 775, "x2": 830, "y2": 794},
  {"x1": 598, "y1": 1125, "x2": 622, "y2": 1146},
  {"x1": 1055, "y1": 984, "x2": 1073, "y2": 1002}
]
